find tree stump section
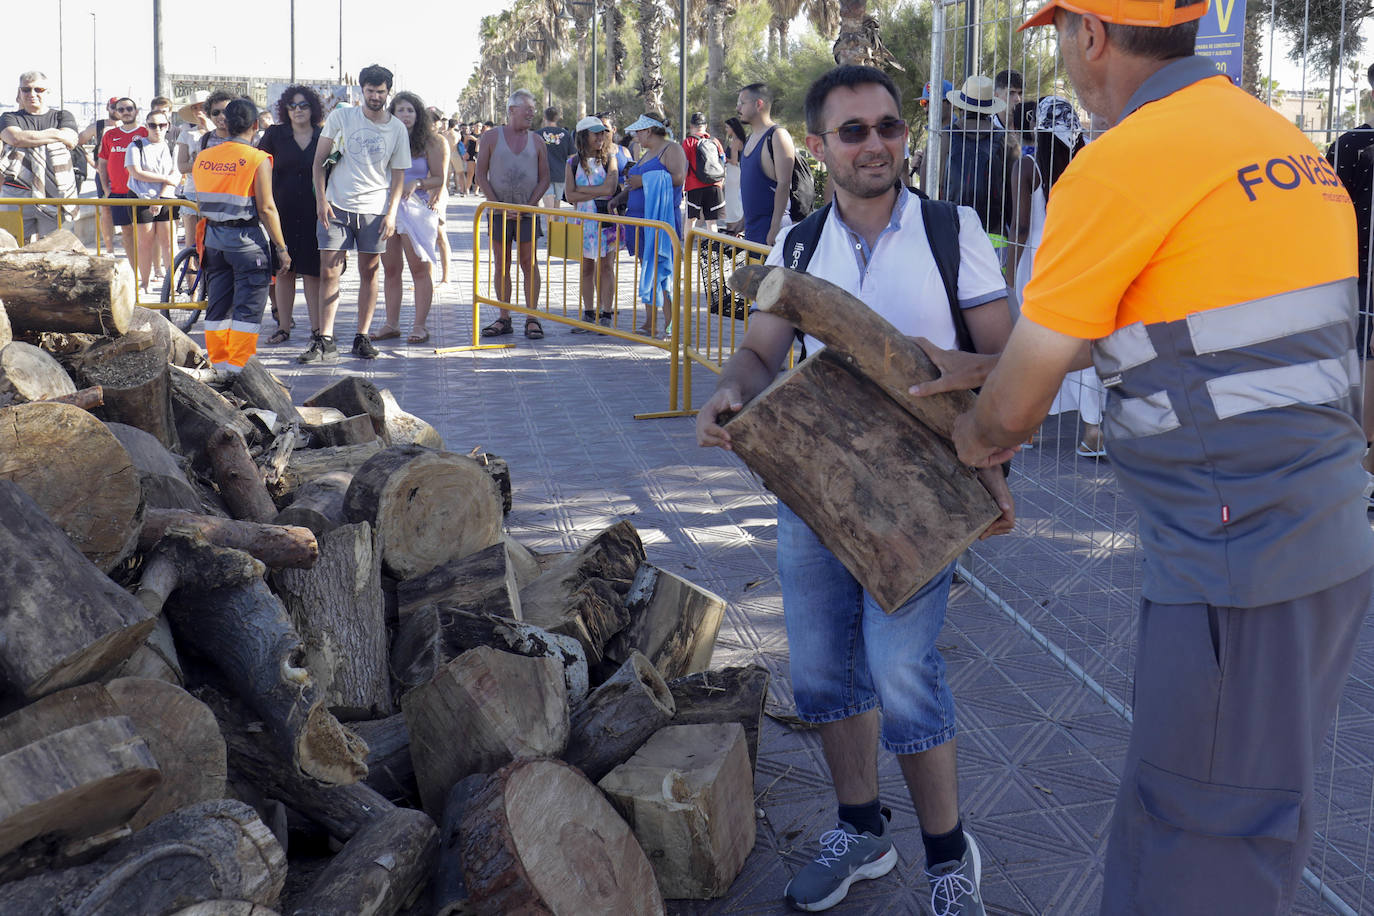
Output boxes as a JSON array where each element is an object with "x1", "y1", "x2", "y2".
[
  {"x1": 599, "y1": 723, "x2": 756, "y2": 899},
  {"x1": 471, "y1": 451, "x2": 512, "y2": 515},
  {"x1": 378, "y1": 388, "x2": 443, "y2": 449},
  {"x1": 402, "y1": 646, "x2": 569, "y2": 818},
  {"x1": 78, "y1": 340, "x2": 180, "y2": 450},
  {"x1": 564, "y1": 651, "x2": 675, "y2": 783},
  {"x1": 106, "y1": 422, "x2": 202, "y2": 512},
  {"x1": 231, "y1": 358, "x2": 301, "y2": 426},
  {"x1": 271, "y1": 521, "x2": 390, "y2": 719},
  {"x1": 0, "y1": 400, "x2": 144, "y2": 573},
  {"x1": 276, "y1": 441, "x2": 383, "y2": 503},
  {"x1": 170, "y1": 368, "x2": 256, "y2": 471},
  {"x1": 0, "y1": 250, "x2": 134, "y2": 336},
  {"x1": 306, "y1": 414, "x2": 377, "y2": 448},
  {"x1": 104, "y1": 677, "x2": 227, "y2": 829},
  {"x1": 459, "y1": 758, "x2": 664, "y2": 915},
  {"x1": 724, "y1": 350, "x2": 1000, "y2": 611},
  {"x1": 669, "y1": 665, "x2": 771, "y2": 774},
  {"x1": 604, "y1": 564, "x2": 726, "y2": 680},
  {"x1": 349, "y1": 714, "x2": 419, "y2": 807},
  {"x1": 0, "y1": 341, "x2": 76, "y2": 406},
  {"x1": 272, "y1": 471, "x2": 351, "y2": 537},
  {"x1": 0, "y1": 799, "x2": 287, "y2": 916},
  {"x1": 140, "y1": 509, "x2": 319, "y2": 569},
  {"x1": 303, "y1": 377, "x2": 388, "y2": 443},
  {"x1": 0, "y1": 480, "x2": 155, "y2": 700},
  {"x1": 291, "y1": 806, "x2": 437, "y2": 916},
  {"x1": 343, "y1": 446, "x2": 503, "y2": 581},
  {"x1": 395, "y1": 540, "x2": 521, "y2": 621},
  {"x1": 126, "y1": 304, "x2": 204, "y2": 367}
]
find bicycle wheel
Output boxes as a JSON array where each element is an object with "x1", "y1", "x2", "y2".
[{"x1": 160, "y1": 246, "x2": 204, "y2": 333}]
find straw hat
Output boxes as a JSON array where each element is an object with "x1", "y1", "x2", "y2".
[
  {"x1": 176, "y1": 90, "x2": 210, "y2": 122},
  {"x1": 945, "y1": 76, "x2": 1006, "y2": 116}
]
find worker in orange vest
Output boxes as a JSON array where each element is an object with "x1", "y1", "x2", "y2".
[{"x1": 192, "y1": 97, "x2": 290, "y2": 374}]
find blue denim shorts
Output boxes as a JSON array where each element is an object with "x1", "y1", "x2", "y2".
[{"x1": 777, "y1": 502, "x2": 958, "y2": 755}]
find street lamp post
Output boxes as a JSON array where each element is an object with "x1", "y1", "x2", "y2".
[
  {"x1": 58, "y1": 0, "x2": 65, "y2": 109},
  {"x1": 91, "y1": 13, "x2": 97, "y2": 117},
  {"x1": 290, "y1": 0, "x2": 297, "y2": 83}
]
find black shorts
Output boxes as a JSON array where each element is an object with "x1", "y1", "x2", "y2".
[
  {"x1": 485, "y1": 211, "x2": 539, "y2": 245},
  {"x1": 687, "y1": 185, "x2": 725, "y2": 220},
  {"x1": 110, "y1": 191, "x2": 160, "y2": 226}
]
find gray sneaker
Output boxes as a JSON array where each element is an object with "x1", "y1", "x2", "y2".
[
  {"x1": 784, "y1": 814, "x2": 897, "y2": 912},
  {"x1": 923, "y1": 829, "x2": 985, "y2": 916}
]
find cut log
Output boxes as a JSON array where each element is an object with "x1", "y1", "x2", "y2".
[
  {"x1": 231, "y1": 358, "x2": 301, "y2": 425},
  {"x1": 256, "y1": 423, "x2": 299, "y2": 498},
  {"x1": 79, "y1": 336, "x2": 180, "y2": 449},
  {"x1": 272, "y1": 471, "x2": 350, "y2": 537},
  {"x1": 432, "y1": 772, "x2": 488, "y2": 916},
  {"x1": 402, "y1": 646, "x2": 569, "y2": 818},
  {"x1": 20, "y1": 228, "x2": 85, "y2": 253},
  {"x1": 724, "y1": 350, "x2": 1000, "y2": 612},
  {"x1": 303, "y1": 377, "x2": 388, "y2": 443},
  {"x1": 564, "y1": 651, "x2": 675, "y2": 783},
  {"x1": 0, "y1": 400, "x2": 144, "y2": 572},
  {"x1": 127, "y1": 304, "x2": 205, "y2": 367},
  {"x1": 208, "y1": 427, "x2": 279, "y2": 523},
  {"x1": 291, "y1": 806, "x2": 437, "y2": 916},
  {"x1": 271, "y1": 521, "x2": 390, "y2": 719},
  {"x1": 41, "y1": 384, "x2": 102, "y2": 410},
  {"x1": 296, "y1": 405, "x2": 347, "y2": 426},
  {"x1": 343, "y1": 445, "x2": 504, "y2": 581},
  {"x1": 503, "y1": 536, "x2": 540, "y2": 590},
  {"x1": 0, "y1": 683, "x2": 118, "y2": 755},
  {"x1": 378, "y1": 388, "x2": 442, "y2": 449},
  {"x1": 0, "y1": 249, "x2": 134, "y2": 336},
  {"x1": 306, "y1": 413, "x2": 377, "y2": 448},
  {"x1": 603, "y1": 564, "x2": 726, "y2": 680},
  {"x1": 0, "y1": 480, "x2": 155, "y2": 699},
  {"x1": 277, "y1": 441, "x2": 383, "y2": 502},
  {"x1": 106, "y1": 613, "x2": 183, "y2": 685},
  {"x1": 159, "y1": 534, "x2": 368, "y2": 786},
  {"x1": 459, "y1": 757, "x2": 664, "y2": 915},
  {"x1": 729, "y1": 263, "x2": 975, "y2": 439},
  {"x1": 169, "y1": 904, "x2": 281, "y2": 916},
  {"x1": 395, "y1": 540, "x2": 521, "y2": 621},
  {"x1": 0, "y1": 799, "x2": 287, "y2": 916},
  {"x1": 518, "y1": 522, "x2": 645, "y2": 667},
  {"x1": 599, "y1": 723, "x2": 756, "y2": 899},
  {"x1": 140, "y1": 509, "x2": 318, "y2": 569},
  {"x1": 669, "y1": 665, "x2": 771, "y2": 774},
  {"x1": 349, "y1": 714, "x2": 419, "y2": 807},
  {"x1": 390, "y1": 604, "x2": 589, "y2": 706},
  {"x1": 0, "y1": 341, "x2": 76, "y2": 405},
  {"x1": 469, "y1": 451, "x2": 511, "y2": 514},
  {"x1": 106, "y1": 422, "x2": 202, "y2": 512},
  {"x1": 0, "y1": 299, "x2": 11, "y2": 349},
  {"x1": 170, "y1": 368, "x2": 256, "y2": 470}
]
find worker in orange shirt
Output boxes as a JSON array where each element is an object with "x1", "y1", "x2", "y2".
[{"x1": 916, "y1": 0, "x2": 1374, "y2": 909}]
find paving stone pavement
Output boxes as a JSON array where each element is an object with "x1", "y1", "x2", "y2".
[{"x1": 218, "y1": 195, "x2": 1371, "y2": 915}]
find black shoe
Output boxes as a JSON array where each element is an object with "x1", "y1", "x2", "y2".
[
  {"x1": 570, "y1": 313, "x2": 597, "y2": 334},
  {"x1": 297, "y1": 332, "x2": 339, "y2": 364},
  {"x1": 352, "y1": 332, "x2": 379, "y2": 359}
]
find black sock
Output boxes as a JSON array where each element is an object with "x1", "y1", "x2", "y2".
[
  {"x1": 837, "y1": 799, "x2": 885, "y2": 836},
  {"x1": 922, "y1": 818, "x2": 967, "y2": 866}
]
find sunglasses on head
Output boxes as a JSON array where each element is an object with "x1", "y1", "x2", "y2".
[
  {"x1": 19, "y1": 87, "x2": 47, "y2": 95},
  {"x1": 115, "y1": 106, "x2": 136, "y2": 113},
  {"x1": 286, "y1": 101, "x2": 311, "y2": 110},
  {"x1": 819, "y1": 118, "x2": 907, "y2": 144}
]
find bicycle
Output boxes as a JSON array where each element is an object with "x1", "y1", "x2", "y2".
[{"x1": 159, "y1": 245, "x2": 204, "y2": 332}]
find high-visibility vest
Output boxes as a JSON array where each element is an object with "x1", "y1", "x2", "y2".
[{"x1": 194, "y1": 139, "x2": 270, "y2": 224}]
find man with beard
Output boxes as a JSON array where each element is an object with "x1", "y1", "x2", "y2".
[
  {"x1": 695, "y1": 65, "x2": 1013, "y2": 914},
  {"x1": 301, "y1": 63, "x2": 410, "y2": 363},
  {"x1": 97, "y1": 97, "x2": 148, "y2": 273}
]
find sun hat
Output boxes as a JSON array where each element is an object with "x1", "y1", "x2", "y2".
[
  {"x1": 1020, "y1": 0, "x2": 1208, "y2": 30},
  {"x1": 921, "y1": 79, "x2": 956, "y2": 102},
  {"x1": 176, "y1": 90, "x2": 210, "y2": 122},
  {"x1": 946, "y1": 76, "x2": 1006, "y2": 116},
  {"x1": 575, "y1": 115, "x2": 608, "y2": 133},
  {"x1": 625, "y1": 114, "x2": 666, "y2": 132}
]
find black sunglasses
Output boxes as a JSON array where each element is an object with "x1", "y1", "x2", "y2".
[
  {"x1": 819, "y1": 118, "x2": 908, "y2": 144},
  {"x1": 147, "y1": 121, "x2": 169, "y2": 128},
  {"x1": 115, "y1": 106, "x2": 136, "y2": 113},
  {"x1": 19, "y1": 87, "x2": 47, "y2": 95},
  {"x1": 286, "y1": 101, "x2": 311, "y2": 110},
  {"x1": 210, "y1": 109, "x2": 226, "y2": 117}
]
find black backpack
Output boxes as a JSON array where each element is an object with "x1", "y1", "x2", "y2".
[
  {"x1": 763, "y1": 126, "x2": 815, "y2": 222},
  {"x1": 941, "y1": 127, "x2": 1010, "y2": 239},
  {"x1": 692, "y1": 136, "x2": 725, "y2": 184}
]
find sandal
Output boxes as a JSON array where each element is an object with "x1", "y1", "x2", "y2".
[
  {"x1": 524, "y1": 318, "x2": 544, "y2": 340},
  {"x1": 266, "y1": 327, "x2": 290, "y2": 345},
  {"x1": 372, "y1": 325, "x2": 401, "y2": 341},
  {"x1": 481, "y1": 317, "x2": 513, "y2": 337},
  {"x1": 1076, "y1": 441, "x2": 1108, "y2": 459},
  {"x1": 407, "y1": 328, "x2": 430, "y2": 344}
]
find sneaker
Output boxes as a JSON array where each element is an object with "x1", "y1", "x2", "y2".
[
  {"x1": 784, "y1": 813, "x2": 897, "y2": 912},
  {"x1": 570, "y1": 313, "x2": 597, "y2": 334},
  {"x1": 352, "y1": 332, "x2": 379, "y2": 359},
  {"x1": 297, "y1": 332, "x2": 338, "y2": 365},
  {"x1": 598, "y1": 315, "x2": 613, "y2": 327},
  {"x1": 924, "y1": 829, "x2": 985, "y2": 916}
]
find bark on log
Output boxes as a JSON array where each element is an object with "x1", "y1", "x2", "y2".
[
  {"x1": 503, "y1": 536, "x2": 541, "y2": 590},
  {"x1": 79, "y1": 337, "x2": 180, "y2": 449},
  {"x1": 231, "y1": 358, "x2": 301, "y2": 426},
  {"x1": 349, "y1": 714, "x2": 419, "y2": 807},
  {"x1": 402, "y1": 646, "x2": 569, "y2": 818},
  {"x1": 170, "y1": 368, "x2": 256, "y2": 470},
  {"x1": 724, "y1": 350, "x2": 1000, "y2": 612},
  {"x1": 290, "y1": 806, "x2": 437, "y2": 916},
  {"x1": 256, "y1": 423, "x2": 298, "y2": 495},
  {"x1": 395, "y1": 541, "x2": 521, "y2": 621},
  {"x1": 598, "y1": 723, "x2": 756, "y2": 899},
  {"x1": 106, "y1": 422, "x2": 202, "y2": 512},
  {"x1": 564, "y1": 651, "x2": 675, "y2": 783},
  {"x1": 306, "y1": 413, "x2": 376, "y2": 448},
  {"x1": 104, "y1": 678, "x2": 227, "y2": 830},
  {"x1": 343, "y1": 446, "x2": 503, "y2": 581},
  {"x1": 0, "y1": 250, "x2": 134, "y2": 336},
  {"x1": 0, "y1": 683, "x2": 118, "y2": 755},
  {"x1": 0, "y1": 480, "x2": 155, "y2": 700},
  {"x1": 42, "y1": 384, "x2": 102, "y2": 410},
  {"x1": 272, "y1": 472, "x2": 350, "y2": 537},
  {"x1": 106, "y1": 613, "x2": 183, "y2": 685},
  {"x1": 0, "y1": 299, "x2": 11, "y2": 349},
  {"x1": 302, "y1": 377, "x2": 388, "y2": 443},
  {"x1": 729, "y1": 263, "x2": 975, "y2": 439},
  {"x1": 208, "y1": 427, "x2": 279, "y2": 523},
  {"x1": 20, "y1": 228, "x2": 85, "y2": 253},
  {"x1": 469, "y1": 451, "x2": 511, "y2": 514},
  {"x1": 276, "y1": 441, "x2": 383, "y2": 502},
  {"x1": 669, "y1": 665, "x2": 771, "y2": 774},
  {"x1": 0, "y1": 400, "x2": 145, "y2": 572},
  {"x1": 603, "y1": 564, "x2": 727, "y2": 681},
  {"x1": 0, "y1": 341, "x2": 76, "y2": 405},
  {"x1": 378, "y1": 388, "x2": 442, "y2": 449},
  {"x1": 432, "y1": 772, "x2": 488, "y2": 916},
  {"x1": 169, "y1": 904, "x2": 281, "y2": 916},
  {"x1": 459, "y1": 758, "x2": 664, "y2": 915},
  {"x1": 271, "y1": 522, "x2": 390, "y2": 719},
  {"x1": 0, "y1": 799, "x2": 287, "y2": 916},
  {"x1": 140, "y1": 509, "x2": 318, "y2": 569}
]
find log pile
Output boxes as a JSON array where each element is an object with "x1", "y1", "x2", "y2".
[{"x1": 0, "y1": 233, "x2": 767, "y2": 913}]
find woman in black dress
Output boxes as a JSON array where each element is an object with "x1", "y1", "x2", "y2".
[{"x1": 257, "y1": 85, "x2": 323, "y2": 345}]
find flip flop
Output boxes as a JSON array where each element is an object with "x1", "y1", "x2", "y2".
[
  {"x1": 407, "y1": 328, "x2": 430, "y2": 344},
  {"x1": 1076, "y1": 441, "x2": 1108, "y2": 459},
  {"x1": 372, "y1": 325, "x2": 401, "y2": 341}
]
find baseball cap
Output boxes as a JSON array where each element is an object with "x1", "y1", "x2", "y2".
[
  {"x1": 1020, "y1": 0, "x2": 1208, "y2": 30},
  {"x1": 689, "y1": 111, "x2": 707, "y2": 126},
  {"x1": 920, "y1": 80, "x2": 955, "y2": 103},
  {"x1": 575, "y1": 115, "x2": 608, "y2": 132}
]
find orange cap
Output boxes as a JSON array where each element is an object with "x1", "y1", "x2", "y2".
[{"x1": 1020, "y1": 0, "x2": 1208, "y2": 30}]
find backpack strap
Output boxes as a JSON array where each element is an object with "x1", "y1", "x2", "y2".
[
  {"x1": 919, "y1": 197, "x2": 972, "y2": 353},
  {"x1": 780, "y1": 203, "x2": 830, "y2": 273}
]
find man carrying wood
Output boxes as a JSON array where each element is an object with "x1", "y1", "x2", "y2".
[
  {"x1": 942, "y1": 0, "x2": 1374, "y2": 910},
  {"x1": 697, "y1": 65, "x2": 1014, "y2": 914}
]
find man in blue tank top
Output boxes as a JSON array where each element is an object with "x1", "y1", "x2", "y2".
[{"x1": 736, "y1": 83, "x2": 796, "y2": 245}]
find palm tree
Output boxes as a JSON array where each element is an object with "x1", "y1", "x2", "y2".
[
  {"x1": 605, "y1": 6, "x2": 627, "y2": 86},
  {"x1": 636, "y1": 0, "x2": 668, "y2": 113},
  {"x1": 767, "y1": 0, "x2": 805, "y2": 59},
  {"x1": 704, "y1": 0, "x2": 737, "y2": 126},
  {"x1": 832, "y1": 0, "x2": 902, "y2": 70}
]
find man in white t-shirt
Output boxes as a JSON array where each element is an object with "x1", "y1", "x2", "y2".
[
  {"x1": 696, "y1": 65, "x2": 1013, "y2": 915},
  {"x1": 300, "y1": 63, "x2": 411, "y2": 364}
]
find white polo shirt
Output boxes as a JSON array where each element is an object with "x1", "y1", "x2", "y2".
[{"x1": 766, "y1": 187, "x2": 1007, "y2": 354}]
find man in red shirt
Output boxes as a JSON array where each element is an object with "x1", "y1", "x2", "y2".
[
  {"x1": 97, "y1": 97, "x2": 148, "y2": 273},
  {"x1": 681, "y1": 112, "x2": 725, "y2": 235}
]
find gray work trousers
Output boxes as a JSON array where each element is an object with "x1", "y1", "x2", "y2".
[{"x1": 1101, "y1": 567, "x2": 1373, "y2": 914}]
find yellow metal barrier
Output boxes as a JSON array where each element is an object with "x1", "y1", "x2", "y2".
[
  {"x1": 0, "y1": 197, "x2": 204, "y2": 313},
  {"x1": 441, "y1": 201, "x2": 694, "y2": 420}
]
